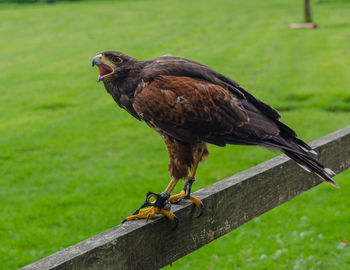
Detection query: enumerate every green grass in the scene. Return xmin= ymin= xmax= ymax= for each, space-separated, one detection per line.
xmin=0 ymin=0 xmax=349 ymax=269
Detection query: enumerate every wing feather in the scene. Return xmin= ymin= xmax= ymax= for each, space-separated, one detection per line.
xmin=141 ymin=56 xmax=281 ymax=121
xmin=133 ymin=75 xmax=249 ymax=143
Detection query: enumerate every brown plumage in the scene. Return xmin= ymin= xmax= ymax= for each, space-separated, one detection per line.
xmin=92 ymin=51 xmax=337 ymax=224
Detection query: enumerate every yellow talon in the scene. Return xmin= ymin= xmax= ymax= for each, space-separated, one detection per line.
xmin=168 ymin=190 xmax=186 ymax=202
xmin=124 ymin=206 xmax=160 ymax=222
xmin=123 ymin=206 xmax=177 ymax=223
xmin=160 ymin=209 xmax=176 ymax=221
xmin=122 ymin=191 xmax=179 ymax=229
xmin=169 ymin=190 xmax=203 ymax=208
xmin=168 ymin=189 xmax=204 ymax=217
xmin=189 ymin=195 xmax=202 ymax=208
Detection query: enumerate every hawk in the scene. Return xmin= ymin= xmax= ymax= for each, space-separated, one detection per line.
xmin=92 ymin=51 xmax=337 ymax=227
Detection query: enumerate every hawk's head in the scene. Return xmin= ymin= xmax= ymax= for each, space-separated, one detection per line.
xmin=92 ymin=51 xmax=136 ymax=82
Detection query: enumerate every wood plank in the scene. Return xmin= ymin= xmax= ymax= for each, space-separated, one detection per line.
xmin=20 ymin=126 xmax=350 ymax=270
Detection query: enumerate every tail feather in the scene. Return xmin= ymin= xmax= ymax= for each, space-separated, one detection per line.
xmin=271 ymin=124 xmax=338 ymax=186
xmin=221 ymin=127 xmax=338 ymax=188
xmin=250 ymin=134 xmax=339 ymax=188
xmin=261 ymin=136 xmax=327 ymax=169
xmin=283 ymin=149 xmax=339 ymax=188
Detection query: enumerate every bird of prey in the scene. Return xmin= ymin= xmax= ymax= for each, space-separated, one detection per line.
xmin=92 ymin=51 xmax=338 ymax=226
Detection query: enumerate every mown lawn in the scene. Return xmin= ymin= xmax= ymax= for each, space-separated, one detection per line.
xmin=0 ymin=0 xmax=349 ymax=269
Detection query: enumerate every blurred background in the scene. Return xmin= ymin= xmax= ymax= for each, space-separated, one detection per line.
xmin=0 ymin=0 xmax=349 ymax=269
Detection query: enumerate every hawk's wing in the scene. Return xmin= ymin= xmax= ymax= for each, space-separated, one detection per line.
xmin=133 ymin=75 xmax=280 ymax=146
xmin=140 ymin=56 xmax=282 ymax=123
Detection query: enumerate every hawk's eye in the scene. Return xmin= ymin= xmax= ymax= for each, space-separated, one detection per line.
xmin=113 ymin=56 xmax=122 ymax=63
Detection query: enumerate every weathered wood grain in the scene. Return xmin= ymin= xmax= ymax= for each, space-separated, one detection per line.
xmin=20 ymin=126 xmax=350 ymax=270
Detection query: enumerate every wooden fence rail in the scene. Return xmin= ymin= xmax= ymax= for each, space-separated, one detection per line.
xmin=21 ymin=126 xmax=350 ymax=270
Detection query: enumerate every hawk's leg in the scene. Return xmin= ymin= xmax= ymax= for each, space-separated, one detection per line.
xmin=169 ymin=177 xmax=204 ymax=217
xmin=121 ymin=179 xmax=180 ymax=228
xmin=168 ymin=163 xmax=205 ymax=217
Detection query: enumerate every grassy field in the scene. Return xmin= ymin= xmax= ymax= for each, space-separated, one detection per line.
xmin=1 ymin=0 xmax=350 ymax=269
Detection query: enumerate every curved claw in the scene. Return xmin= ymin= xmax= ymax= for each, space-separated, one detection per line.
xmin=197 ymin=203 xmax=205 ymax=218
xmin=172 ymin=216 xmax=179 ymax=231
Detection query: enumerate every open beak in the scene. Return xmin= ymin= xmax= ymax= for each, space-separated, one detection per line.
xmin=92 ymin=54 xmax=115 ymax=82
